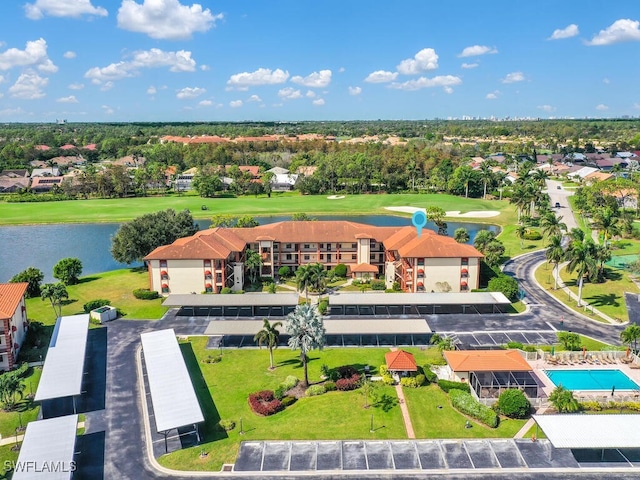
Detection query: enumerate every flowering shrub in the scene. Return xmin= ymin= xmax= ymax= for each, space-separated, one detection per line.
xmin=336 ymin=374 xmax=362 ymax=391
xmin=248 ymin=390 xmax=284 ymax=416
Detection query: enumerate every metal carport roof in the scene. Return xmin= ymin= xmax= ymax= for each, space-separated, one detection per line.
xmin=34 ymin=314 xmax=89 ymax=402
xmin=162 ymin=292 xmax=299 ymax=307
xmin=204 ymin=318 xmax=431 ymax=336
xmin=533 ymin=414 xmax=640 ymax=449
xmin=140 ymin=329 xmax=204 ymax=433
xmin=329 ymin=292 xmax=510 ymax=306
xmin=13 ymin=414 xmax=78 ymax=480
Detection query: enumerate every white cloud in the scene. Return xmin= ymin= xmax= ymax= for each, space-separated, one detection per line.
xmin=364 ymin=70 xmax=398 ymax=83
xmin=198 ymin=100 xmax=212 ymax=107
xmin=397 ymin=48 xmax=438 ymax=74
xmin=291 ymin=69 xmax=332 ymax=88
xmin=117 ymin=0 xmax=222 ymax=40
xmin=84 ymin=48 xmax=196 ymax=84
xmin=229 ymin=100 xmax=243 ymax=108
xmin=458 ymin=45 xmax=498 ymax=57
xmin=176 ymin=86 xmax=205 ymax=99
xmin=338 ymin=67 xmax=345 ymax=73
xmin=443 ymin=86 xmax=453 ymax=94
xmin=388 ymin=75 xmax=462 ymax=91
xmin=226 ymin=68 xmax=289 ymax=90
xmin=603 ymin=78 xmax=610 ymax=84
xmin=305 ymin=90 xmax=316 ymax=98
xmin=502 ymin=71 xmax=525 ymax=83
xmin=486 ymin=92 xmax=498 ymax=100
xmin=8 ymin=71 xmax=48 ymax=99
xmin=200 ymin=64 xmax=210 ymax=71
xmin=68 ymin=82 xmax=84 ymax=90
xmin=537 ymin=104 xmax=555 ymax=112
xmin=25 ymin=0 xmax=107 ymax=20
xmin=549 ymin=24 xmax=579 ymax=40
xmin=461 ymin=63 xmax=478 ymax=69
xmin=147 ymin=85 xmax=156 ymax=95
xmin=0 ymin=75 xmax=4 ymax=83
xmin=348 ymin=86 xmax=362 ymax=96
xmin=596 ymin=104 xmax=609 ymax=110
xmin=63 ymin=51 xmax=77 ymax=59
xmin=56 ymin=95 xmax=78 ymax=103
xmin=312 ymin=98 xmax=325 ymax=106
xmin=588 ymin=19 xmax=640 ymax=46
xmin=278 ymin=87 xmax=302 ymax=100
xmin=0 ymin=107 xmax=26 ymax=116
xmin=247 ymin=94 xmax=262 ymax=102
xmin=101 ymin=104 xmax=114 ymax=114
xmin=100 ymin=81 xmax=114 ymax=91
xmin=0 ymin=38 xmax=57 ymax=73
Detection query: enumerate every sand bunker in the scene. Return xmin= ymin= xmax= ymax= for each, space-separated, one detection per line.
xmin=384 ymin=206 xmax=500 ymax=218
xmin=327 ymin=195 xmax=346 ymax=200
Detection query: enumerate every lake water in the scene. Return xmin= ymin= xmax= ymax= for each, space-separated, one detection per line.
xmin=0 ymin=215 xmax=499 ymax=283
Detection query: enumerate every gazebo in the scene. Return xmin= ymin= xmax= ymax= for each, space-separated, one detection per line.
xmin=385 ymin=350 xmax=418 ymax=379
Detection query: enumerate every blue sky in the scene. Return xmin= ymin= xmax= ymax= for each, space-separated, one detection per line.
xmin=1 ymin=0 xmax=640 ymax=122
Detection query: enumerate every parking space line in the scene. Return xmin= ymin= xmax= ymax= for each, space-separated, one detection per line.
xmin=413 ymin=442 xmax=424 ymax=470
xmin=462 ymin=441 xmax=475 ymax=469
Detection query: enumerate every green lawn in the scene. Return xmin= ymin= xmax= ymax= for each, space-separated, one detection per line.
xmin=0 ymin=444 xmax=19 ymax=479
xmin=534 ymin=260 xmax=637 ymax=323
xmin=159 ymin=339 xmax=406 ymax=471
xmin=0 ymin=366 xmax=41 ymax=439
xmin=25 ymin=268 xmax=167 ymax=326
xmin=0 ymin=192 xmax=512 ymax=226
xmin=403 ymin=386 xmax=527 ymax=439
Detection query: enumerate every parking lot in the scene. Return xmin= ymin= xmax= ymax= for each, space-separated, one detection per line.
xmin=439 ymin=330 xmax=558 ymax=349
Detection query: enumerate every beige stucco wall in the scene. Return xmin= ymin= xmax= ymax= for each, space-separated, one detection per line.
xmin=151 ymin=259 xmax=211 ymax=295
xmin=357 ymin=239 xmax=370 ymax=265
xmin=419 ymin=257 xmax=479 ymax=293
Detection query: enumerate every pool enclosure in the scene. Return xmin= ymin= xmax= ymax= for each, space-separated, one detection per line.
xmin=470 ymin=370 xmax=539 ymax=399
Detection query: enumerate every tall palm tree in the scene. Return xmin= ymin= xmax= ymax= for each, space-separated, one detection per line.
xmin=307 ymin=262 xmax=328 ymax=295
xmin=286 ymin=303 xmax=326 ymax=387
xmin=565 ymin=239 xmax=597 ymax=307
xmin=254 ymin=319 xmax=283 ymax=369
xmin=549 ymin=385 xmax=580 ymax=413
xmin=545 ymin=235 xmax=564 ymax=290
xmin=620 ymin=323 xmax=640 ymax=353
xmin=593 ymin=242 xmax=612 ymax=282
xmin=540 ymin=212 xmax=567 ymax=239
xmin=244 ymin=249 xmax=262 ymax=284
xmin=515 ymin=224 xmax=527 ymax=249
xmin=296 ymin=264 xmax=313 ymax=301
xmin=591 ymin=207 xmax=620 ymax=245
xmin=479 ymin=162 xmax=494 ymax=200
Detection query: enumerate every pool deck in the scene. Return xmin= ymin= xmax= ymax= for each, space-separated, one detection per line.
xmin=530 ymin=353 xmax=640 ymax=402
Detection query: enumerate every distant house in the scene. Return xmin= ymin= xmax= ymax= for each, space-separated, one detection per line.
xmin=616 ymin=152 xmax=637 ymax=159
xmin=296 ymin=166 xmax=318 ymax=177
xmin=59 ymin=144 xmax=77 ymax=151
xmin=0 ymin=282 xmax=29 ymax=371
xmin=593 ymin=158 xmax=615 ymax=171
xmin=31 ymin=167 xmax=60 ymax=178
xmin=112 ymin=155 xmax=145 ymax=168
xmin=174 ymin=168 xmax=198 ymax=192
xmin=564 ymin=152 xmax=586 ymax=163
xmin=584 ymin=171 xmax=613 ymax=184
xmin=0 ymin=177 xmax=29 ymax=193
xmin=271 ymin=173 xmax=299 ymax=191
xmin=567 ymin=166 xmax=599 ymax=181
xmin=267 ymin=166 xmax=289 ymax=175
xmin=224 ymin=165 xmax=260 ymax=179
xmin=30 ymin=176 xmax=64 ymax=192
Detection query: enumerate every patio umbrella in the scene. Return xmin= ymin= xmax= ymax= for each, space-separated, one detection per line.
xmin=551 ymin=346 xmax=555 ymax=356
xmin=583 ymin=346 xmax=587 ymax=358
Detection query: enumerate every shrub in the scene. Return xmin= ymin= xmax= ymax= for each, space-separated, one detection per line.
xmin=218 ymin=419 xmax=235 ymax=431
xmin=268 ymin=283 xmax=276 ymax=294
xmin=580 ymin=400 xmax=603 ymax=411
xmin=203 ymin=354 xmax=222 ymax=364
xmin=506 ymin=341 xmax=524 ymax=350
xmin=336 ymin=374 xmax=362 ymax=391
xmin=449 ymin=389 xmax=499 ymax=428
xmin=496 ymin=389 xmax=531 ymax=419
xmin=220 ymin=287 xmax=232 ymax=294
xmin=282 ymin=376 xmax=299 ymax=390
xmin=400 ymin=376 xmax=423 ymax=388
xmin=337 ymin=365 xmax=358 ymax=378
xmin=260 ymin=277 xmax=274 ymax=284
xmin=324 ymin=381 xmax=336 ymax=391
xmin=278 ymin=266 xmax=291 ymax=278
xmin=487 ymin=274 xmax=519 ymax=302
xmin=415 ymin=374 xmax=426 ymax=386
xmin=133 ymin=288 xmax=160 ymax=300
xmin=381 ymin=374 xmax=395 ymax=385
xmin=392 ymin=281 xmax=402 ymax=291
xmin=334 ymin=263 xmax=348 ymax=278
xmin=424 ymin=367 xmax=438 ymax=384
xmin=379 ymin=365 xmax=388 ymax=376
xmin=281 ymin=396 xmax=297 ymax=407
xmin=274 ymin=385 xmax=287 ymax=400
xmin=305 ymin=384 xmax=326 ymax=396
xmin=438 ymin=379 xmax=471 ymax=393
xmin=248 ymin=390 xmax=284 ymax=416
xmin=318 ymin=299 xmax=328 ymax=315
xmin=523 ymin=229 xmax=543 ymax=240
xmin=83 ymin=299 xmax=111 ymax=313
xmin=371 ymin=279 xmax=386 ymax=290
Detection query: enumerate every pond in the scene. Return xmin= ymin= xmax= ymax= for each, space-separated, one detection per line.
xmin=0 ymin=215 xmax=499 ymax=283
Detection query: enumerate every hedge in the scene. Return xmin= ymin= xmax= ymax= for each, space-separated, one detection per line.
xmin=423 ymin=367 xmax=438 ymax=384
xmin=449 ymin=389 xmax=499 ymax=428
xmin=305 ymin=384 xmax=326 ymax=396
xmin=324 ymin=381 xmax=336 ymax=391
xmin=83 ymin=299 xmax=111 ymax=313
xmin=437 ymin=379 xmax=471 ymax=393
xmin=248 ymin=390 xmax=284 ymax=416
xmin=401 ymin=375 xmax=425 ymax=388
xmin=132 ymin=288 xmax=160 ymax=300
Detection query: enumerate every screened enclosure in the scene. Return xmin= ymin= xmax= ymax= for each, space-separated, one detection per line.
xmin=470 ymin=370 xmax=539 ymax=399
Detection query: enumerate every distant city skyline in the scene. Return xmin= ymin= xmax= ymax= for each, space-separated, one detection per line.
xmin=1 ymin=0 xmax=640 ymax=122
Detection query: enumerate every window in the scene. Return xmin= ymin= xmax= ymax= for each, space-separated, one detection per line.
xmin=352 ymin=243 xmax=357 ymax=249
xmin=304 ymin=255 xmax=310 ymax=261
xmin=304 ymin=244 xmax=310 ymax=249
xmin=461 ymin=257 xmax=469 ymax=265
xmin=371 ymin=242 xmax=376 ymax=248
xmin=352 ymin=254 xmax=357 ymax=260
xmin=320 ymin=254 xmax=324 ymax=260
xmin=286 ymin=244 xmax=292 ymax=249
xmin=160 ymin=260 xmax=167 ymax=268
xmin=204 ymin=260 xmax=211 ymax=267
xmin=320 ymin=243 xmax=325 ymax=249
xmin=286 ymin=254 xmax=292 ymax=260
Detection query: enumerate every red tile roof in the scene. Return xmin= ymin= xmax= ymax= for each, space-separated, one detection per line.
xmin=443 ymin=350 xmax=532 ymax=372
xmin=386 ymin=227 xmax=483 ymax=258
xmin=385 ymin=350 xmax=417 ymax=371
xmin=0 ymin=283 xmax=28 ymax=319
xmin=351 ymin=263 xmax=379 ymax=273
xmin=59 ymin=144 xmax=76 ymax=150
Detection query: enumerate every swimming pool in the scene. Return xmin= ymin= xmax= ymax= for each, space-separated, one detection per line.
xmin=545 ymin=369 xmax=640 ymax=391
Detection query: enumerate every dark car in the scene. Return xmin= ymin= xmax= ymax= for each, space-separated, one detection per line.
xmin=555 ymin=202 xmax=561 ymax=208
xmin=557 ymin=185 xmax=562 ymax=189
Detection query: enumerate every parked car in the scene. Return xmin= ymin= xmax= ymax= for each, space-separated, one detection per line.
xmin=557 ymin=185 xmax=562 ymax=189
xmin=555 ymin=202 xmax=561 ymax=208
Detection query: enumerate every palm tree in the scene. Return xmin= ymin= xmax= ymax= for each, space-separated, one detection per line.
xmin=254 ymin=319 xmax=283 ymax=369
xmin=591 ymin=207 xmax=620 ymax=245
xmin=479 ymin=162 xmax=494 ymax=200
xmin=429 ymin=333 xmax=454 ymax=351
xmin=545 ymin=235 xmax=564 ymax=290
xmin=453 ymin=228 xmax=470 ymax=244
xmin=593 ymin=242 xmax=612 ymax=282
xmin=307 ymin=262 xmax=328 ymax=295
xmin=549 ymin=385 xmax=580 ymax=413
xmin=620 ymin=323 xmax=640 ymax=353
xmin=565 ymin=239 xmax=597 ymax=307
xmin=40 ymin=282 xmax=68 ymax=318
xmin=286 ymin=303 xmax=326 ymax=387
xmin=540 ymin=212 xmax=567 ymax=239
xmin=296 ymin=264 xmax=313 ymax=301
xmin=244 ymin=249 xmax=262 ymax=285
xmin=515 ymin=224 xmax=527 ymax=249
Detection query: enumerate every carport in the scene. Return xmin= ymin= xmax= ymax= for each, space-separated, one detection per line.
xmin=13 ymin=414 xmax=78 ymax=480
xmin=533 ymin=414 xmax=640 ymax=462
xmin=164 ymin=293 xmax=299 ymax=317
xmin=34 ymin=314 xmax=89 ymax=419
xmin=328 ymin=292 xmax=510 ymax=316
xmin=140 ymin=329 xmax=204 ymax=453
xmin=204 ymin=318 xmax=432 ymax=347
